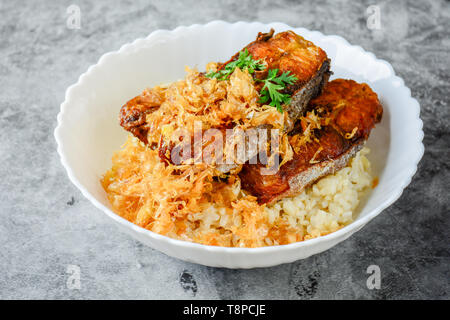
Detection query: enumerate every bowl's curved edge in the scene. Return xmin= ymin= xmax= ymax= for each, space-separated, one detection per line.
xmin=54 ymin=20 xmax=425 ymax=268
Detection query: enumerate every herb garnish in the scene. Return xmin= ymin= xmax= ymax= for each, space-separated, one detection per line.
xmin=206 ymin=49 xmax=298 ymax=112
xmin=257 ymin=69 xmax=297 ymax=113
xmin=206 ymin=48 xmax=266 ymax=81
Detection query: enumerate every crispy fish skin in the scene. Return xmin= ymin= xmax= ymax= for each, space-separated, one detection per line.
xmin=220 ymin=29 xmax=331 ymax=126
xmin=239 ymin=79 xmax=383 ymax=204
xmin=119 ymin=88 xmax=164 ymax=144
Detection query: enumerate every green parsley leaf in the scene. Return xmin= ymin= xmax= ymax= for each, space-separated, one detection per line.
xmin=205 ymin=48 xmax=266 ymax=81
xmin=206 ymin=50 xmax=297 ymax=113
xmin=257 ymin=69 xmax=298 ymax=113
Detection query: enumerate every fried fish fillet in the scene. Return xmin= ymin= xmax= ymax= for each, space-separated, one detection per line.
xmin=119 ymin=29 xmax=330 ymax=144
xmin=239 ymin=79 xmax=383 ymax=204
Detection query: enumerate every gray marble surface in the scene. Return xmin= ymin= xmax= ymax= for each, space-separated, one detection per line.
xmin=0 ymin=0 xmax=448 ymax=300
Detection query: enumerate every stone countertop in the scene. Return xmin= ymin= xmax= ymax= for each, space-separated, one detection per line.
xmin=0 ymin=0 xmax=448 ymax=299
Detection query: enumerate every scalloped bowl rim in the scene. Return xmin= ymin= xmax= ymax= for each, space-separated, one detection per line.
xmin=54 ymin=21 xmax=424 ymax=261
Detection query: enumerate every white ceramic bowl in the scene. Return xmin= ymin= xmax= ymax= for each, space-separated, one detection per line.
xmin=55 ymin=21 xmax=424 ymax=268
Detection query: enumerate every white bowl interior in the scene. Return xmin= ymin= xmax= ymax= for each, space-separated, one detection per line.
xmin=56 ymin=22 xmax=423 ymax=268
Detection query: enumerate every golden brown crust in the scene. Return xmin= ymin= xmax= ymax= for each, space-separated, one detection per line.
xmin=119 ymin=88 xmax=164 ymax=144
xmin=239 ymin=79 xmax=383 ymax=204
xmin=221 ymin=30 xmax=329 ymax=89
xmin=308 ymin=79 xmax=383 ymax=141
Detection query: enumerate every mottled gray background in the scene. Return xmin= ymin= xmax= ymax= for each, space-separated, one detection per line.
xmin=0 ymin=0 xmax=448 ymax=300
